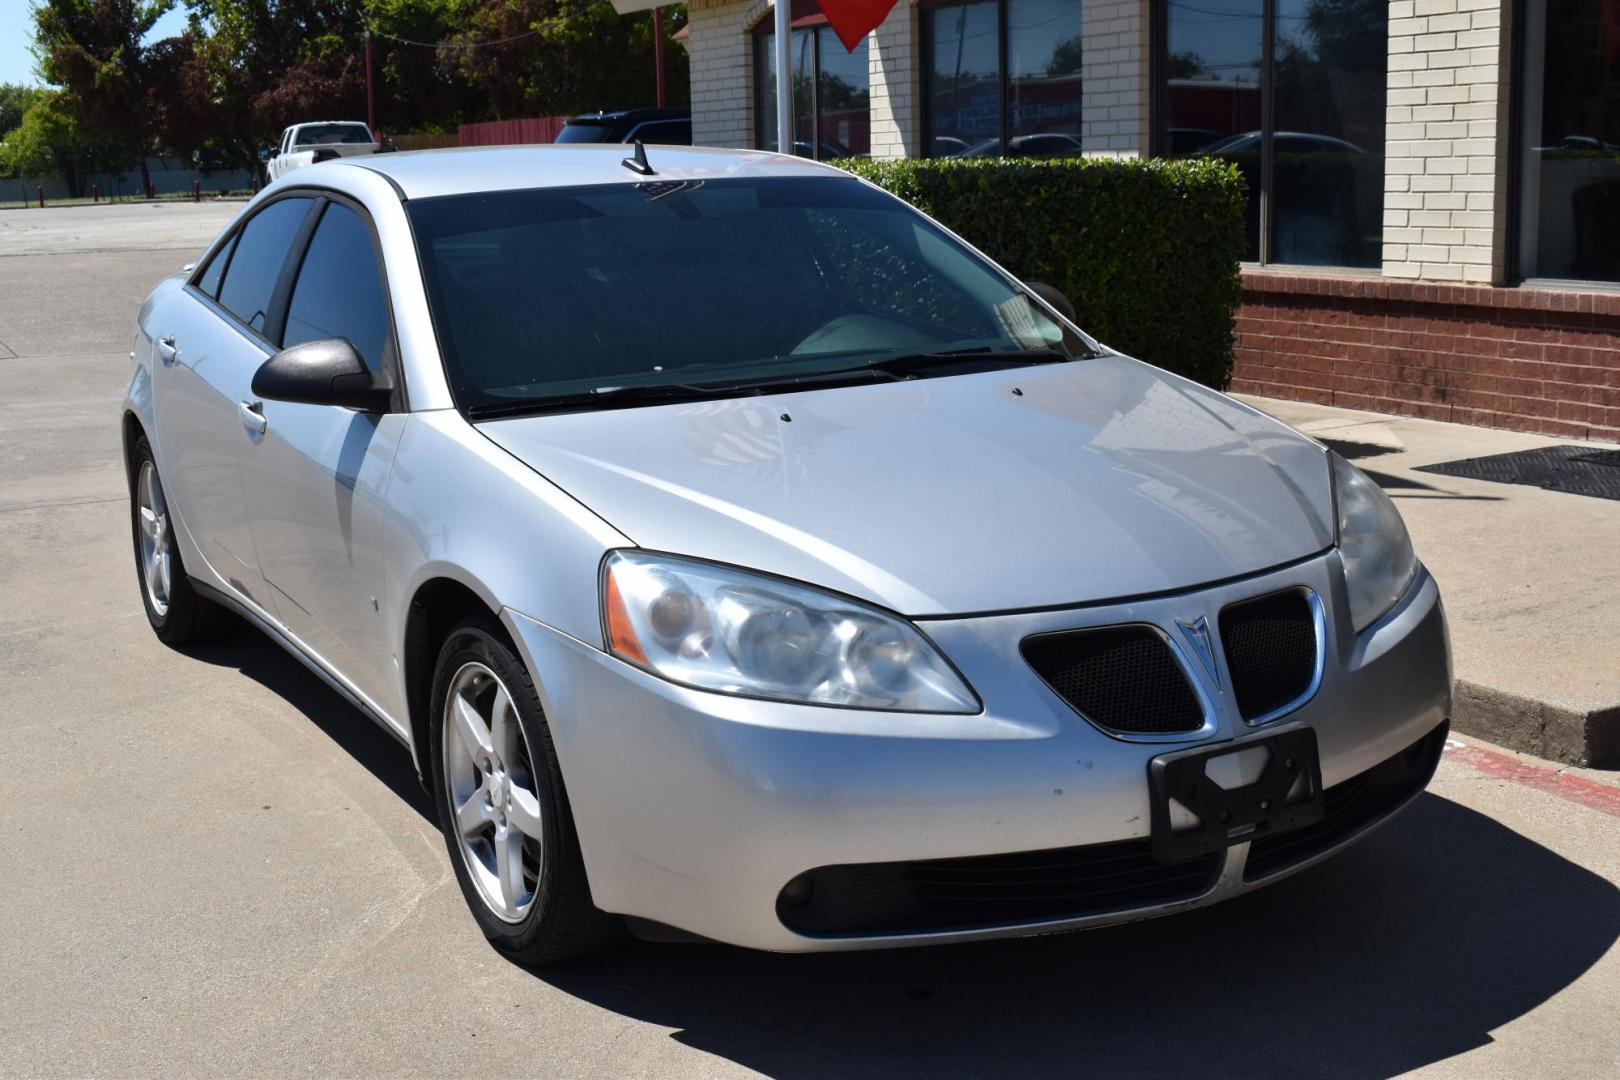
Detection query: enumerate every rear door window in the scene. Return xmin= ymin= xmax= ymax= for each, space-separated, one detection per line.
xmin=216 ymin=197 xmax=316 ymax=335
xmin=281 ymin=203 xmax=392 ymax=370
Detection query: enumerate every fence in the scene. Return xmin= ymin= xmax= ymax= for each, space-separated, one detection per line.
xmin=3 ymin=160 xmax=254 ymax=205
xmin=456 ymin=117 xmax=568 ymax=146
xmin=390 ymin=131 xmax=459 ymax=152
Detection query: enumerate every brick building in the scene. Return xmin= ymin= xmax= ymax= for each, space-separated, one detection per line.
xmin=614 ymin=0 xmax=1620 ymax=440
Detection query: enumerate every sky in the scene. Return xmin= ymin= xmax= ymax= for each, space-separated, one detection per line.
xmin=1 ymin=1 xmax=189 ymax=87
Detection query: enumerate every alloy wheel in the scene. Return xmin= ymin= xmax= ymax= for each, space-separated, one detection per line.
xmin=441 ymin=661 xmax=545 ymax=923
xmin=136 ymin=460 xmax=172 ymax=617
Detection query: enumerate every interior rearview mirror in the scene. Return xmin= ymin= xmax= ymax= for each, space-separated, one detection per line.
xmin=1025 ymin=281 xmax=1077 ymax=324
xmin=252 ymin=339 xmax=393 ymax=412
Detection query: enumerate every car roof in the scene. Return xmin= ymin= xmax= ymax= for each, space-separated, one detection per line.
xmin=338 ymin=144 xmax=847 ymax=200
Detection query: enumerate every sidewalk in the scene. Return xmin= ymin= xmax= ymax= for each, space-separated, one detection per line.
xmin=1238 ymin=395 xmax=1620 ymax=768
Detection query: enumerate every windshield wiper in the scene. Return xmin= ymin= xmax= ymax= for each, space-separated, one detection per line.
xmin=467 ymin=348 xmax=1080 ymax=420
xmin=845 ymin=346 xmax=1076 ymax=379
xmin=466 ymin=381 xmax=729 ymax=420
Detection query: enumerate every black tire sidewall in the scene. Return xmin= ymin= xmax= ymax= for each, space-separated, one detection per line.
xmin=428 ymin=620 xmax=569 ymax=953
xmin=128 ymin=436 xmax=174 ymax=634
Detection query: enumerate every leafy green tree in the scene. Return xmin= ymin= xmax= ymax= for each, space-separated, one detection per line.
xmin=0 ymin=89 xmax=128 ymax=194
xmin=0 ymin=84 xmax=47 ymax=139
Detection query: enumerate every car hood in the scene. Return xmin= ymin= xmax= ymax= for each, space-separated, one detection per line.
xmin=478 ymin=356 xmax=1335 ymax=616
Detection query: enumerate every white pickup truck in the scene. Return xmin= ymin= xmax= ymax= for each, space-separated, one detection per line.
xmin=265 ymin=122 xmax=379 ymax=181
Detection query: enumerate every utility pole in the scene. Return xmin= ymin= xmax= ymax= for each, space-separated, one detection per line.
xmin=775 ymin=0 xmax=791 ymax=154
xmin=653 ymin=9 xmax=666 ymax=108
xmin=364 ymin=29 xmax=377 ymax=132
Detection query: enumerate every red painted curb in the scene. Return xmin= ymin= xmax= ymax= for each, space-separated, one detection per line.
xmin=1442 ymin=739 xmax=1620 ymax=819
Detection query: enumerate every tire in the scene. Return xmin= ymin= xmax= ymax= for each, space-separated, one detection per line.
xmin=128 ymin=434 xmax=236 ymax=646
xmin=429 ymin=615 xmax=622 ymax=964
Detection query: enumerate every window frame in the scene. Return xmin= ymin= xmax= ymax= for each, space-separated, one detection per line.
xmin=183 ymin=188 xmax=408 ymax=411
xmin=921 ymin=0 xmax=1085 ymax=159
xmin=1509 ymin=0 xmax=1620 ymax=291
xmin=1152 ymin=0 xmax=1389 ymax=271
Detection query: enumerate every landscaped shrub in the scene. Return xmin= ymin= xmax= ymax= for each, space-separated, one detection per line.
xmin=836 ymin=156 xmax=1246 ymax=390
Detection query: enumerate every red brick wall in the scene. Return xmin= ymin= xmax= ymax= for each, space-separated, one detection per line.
xmin=1230 ymin=270 xmax=1620 ymax=442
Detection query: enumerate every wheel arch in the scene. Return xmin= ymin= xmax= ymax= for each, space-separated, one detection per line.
xmin=401 ymin=572 xmax=513 ymax=778
xmin=121 ymin=409 xmax=147 ymax=484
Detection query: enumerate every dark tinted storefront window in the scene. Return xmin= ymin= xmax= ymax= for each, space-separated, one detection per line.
xmin=755 ymin=24 xmax=871 ymax=159
xmin=1159 ymin=0 xmax=1386 ymax=268
xmin=1518 ymin=0 xmax=1620 ymax=282
xmin=926 ymin=0 xmax=1085 ymax=158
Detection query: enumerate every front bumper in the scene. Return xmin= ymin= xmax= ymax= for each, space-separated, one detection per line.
xmin=506 ymin=550 xmax=1452 ymax=952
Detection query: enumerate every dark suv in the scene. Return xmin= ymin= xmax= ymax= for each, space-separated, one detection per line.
xmin=556 ymin=108 xmax=692 ymax=146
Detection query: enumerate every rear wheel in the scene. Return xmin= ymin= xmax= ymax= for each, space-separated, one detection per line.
xmin=428 ymin=616 xmax=621 ymax=964
xmin=129 ymin=435 xmax=235 ymax=645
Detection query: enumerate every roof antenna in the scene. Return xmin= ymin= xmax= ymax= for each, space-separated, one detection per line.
xmin=621 ymin=140 xmax=655 ymax=176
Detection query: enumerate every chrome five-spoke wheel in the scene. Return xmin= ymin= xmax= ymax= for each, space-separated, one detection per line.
xmin=136 ymin=459 xmax=172 ymax=617
xmin=441 ymin=661 xmax=545 ymax=923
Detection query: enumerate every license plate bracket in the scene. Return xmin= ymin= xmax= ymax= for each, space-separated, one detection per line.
xmin=1147 ymin=722 xmax=1325 ymax=863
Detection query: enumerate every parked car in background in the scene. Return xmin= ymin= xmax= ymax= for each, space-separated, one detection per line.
xmin=265 ymin=122 xmax=379 ymax=181
xmin=124 ymin=145 xmax=1450 ymax=964
xmin=556 ymin=108 xmax=692 ymax=146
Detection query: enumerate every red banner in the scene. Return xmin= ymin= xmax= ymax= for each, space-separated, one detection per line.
xmin=816 ymin=0 xmax=900 ymax=52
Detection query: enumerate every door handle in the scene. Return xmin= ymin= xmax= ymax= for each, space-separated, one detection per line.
xmin=238 ymin=399 xmax=267 ymax=435
xmin=156 ymin=336 xmax=178 ymax=365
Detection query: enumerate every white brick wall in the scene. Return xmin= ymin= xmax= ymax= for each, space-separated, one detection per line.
xmin=868 ymin=5 xmax=920 ymax=159
xmin=1081 ymin=0 xmax=1150 ymax=156
xmin=686 ymin=0 xmax=766 ymax=149
xmin=1382 ymin=0 xmax=1509 ymax=282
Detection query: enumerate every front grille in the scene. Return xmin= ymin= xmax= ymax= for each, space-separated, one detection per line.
xmin=1022 ymin=626 xmax=1205 ymax=735
xmin=1243 ymin=722 xmax=1447 ymax=881
xmin=777 ymin=840 xmax=1223 ymax=937
xmin=1220 ymin=590 xmax=1318 ymax=721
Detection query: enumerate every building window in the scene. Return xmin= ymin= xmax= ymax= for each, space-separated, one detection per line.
xmin=1517 ymin=0 xmax=1620 ymax=283
xmin=923 ymin=0 xmax=1085 ymax=159
xmin=1158 ymin=0 xmax=1387 ymax=268
xmin=754 ymin=12 xmax=871 ymax=159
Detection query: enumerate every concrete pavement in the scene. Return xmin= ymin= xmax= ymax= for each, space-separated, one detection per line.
xmin=1239 ymin=396 xmax=1620 ymax=768
xmin=0 ymin=207 xmax=1616 ymax=1078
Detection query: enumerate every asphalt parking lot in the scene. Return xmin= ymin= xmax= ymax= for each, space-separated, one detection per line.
xmin=1 ymin=203 xmax=1618 ymax=1078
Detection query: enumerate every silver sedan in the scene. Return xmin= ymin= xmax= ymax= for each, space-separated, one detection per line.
xmin=123 ymin=146 xmax=1451 ymax=961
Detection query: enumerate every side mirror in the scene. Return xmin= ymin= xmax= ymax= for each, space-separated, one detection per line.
xmin=260 ymin=147 xmax=273 ymax=161
xmin=252 ymin=339 xmax=393 ymax=412
xmin=1025 ymin=281 xmax=1077 ymax=324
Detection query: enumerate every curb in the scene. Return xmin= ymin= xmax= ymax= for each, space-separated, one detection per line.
xmin=1452 ymin=679 xmax=1620 ymax=769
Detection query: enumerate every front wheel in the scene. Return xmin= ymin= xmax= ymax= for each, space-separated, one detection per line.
xmin=428 ymin=616 xmax=621 ymax=964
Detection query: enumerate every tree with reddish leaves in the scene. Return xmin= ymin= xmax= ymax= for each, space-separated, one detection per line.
xmin=33 ymin=0 xmax=173 ymax=192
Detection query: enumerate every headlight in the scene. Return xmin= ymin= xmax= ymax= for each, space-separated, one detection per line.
xmin=1332 ymin=453 xmax=1418 ymax=632
xmin=601 ymin=551 xmax=978 ymax=713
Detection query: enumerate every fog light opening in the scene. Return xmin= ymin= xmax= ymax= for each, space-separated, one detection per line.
xmin=779 ymin=874 xmax=815 ymax=908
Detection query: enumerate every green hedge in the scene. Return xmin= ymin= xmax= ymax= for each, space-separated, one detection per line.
xmin=835 ymin=156 xmax=1247 ymax=389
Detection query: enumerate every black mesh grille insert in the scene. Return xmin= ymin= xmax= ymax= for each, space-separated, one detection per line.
xmin=778 ymin=839 xmax=1223 ymax=937
xmin=1022 ymin=626 xmax=1205 ymax=735
xmin=1220 ymin=590 xmax=1318 ymax=721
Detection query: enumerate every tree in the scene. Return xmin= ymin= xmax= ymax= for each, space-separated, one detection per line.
xmin=0 ymin=89 xmax=128 ymax=194
xmin=444 ymin=0 xmax=688 ymax=120
xmin=33 ymin=0 xmax=175 ymax=191
xmin=0 ymin=84 xmax=47 ymax=139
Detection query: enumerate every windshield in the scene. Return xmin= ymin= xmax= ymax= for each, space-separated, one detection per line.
xmin=294 ymin=124 xmax=373 ymax=146
xmin=555 ymin=123 xmax=615 ymax=144
xmin=407 ymin=176 xmax=1092 ymax=410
